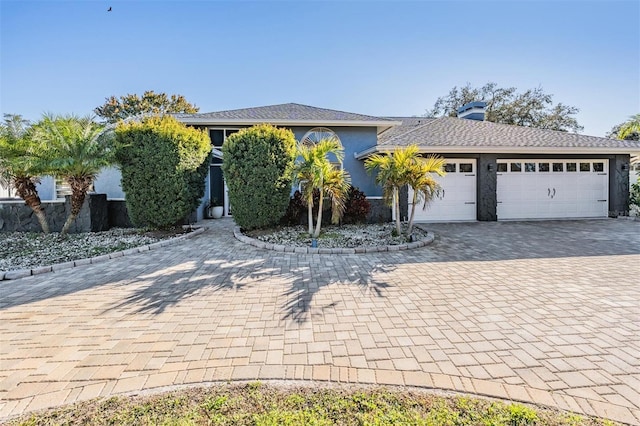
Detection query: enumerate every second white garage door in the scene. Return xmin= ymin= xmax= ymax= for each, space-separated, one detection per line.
xmin=497 ymin=159 xmax=609 ymax=220
xmin=409 ymin=159 xmax=477 ymax=222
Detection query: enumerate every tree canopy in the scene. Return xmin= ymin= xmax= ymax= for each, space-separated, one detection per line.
xmin=607 ymin=114 xmax=640 ymax=141
xmin=94 ymin=90 xmax=199 ymax=123
xmin=426 ymin=82 xmax=583 ymax=133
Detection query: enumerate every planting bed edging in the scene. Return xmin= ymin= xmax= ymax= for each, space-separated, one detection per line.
xmin=0 ymin=226 xmax=205 ymax=281
xmin=234 ymin=226 xmax=434 ymax=254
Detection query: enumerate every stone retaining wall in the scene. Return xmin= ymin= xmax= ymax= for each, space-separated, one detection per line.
xmin=0 ymin=194 xmax=109 ymax=233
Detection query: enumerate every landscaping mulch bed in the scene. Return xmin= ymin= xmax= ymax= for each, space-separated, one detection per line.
xmin=246 ymin=223 xmax=429 ymax=248
xmin=0 ymin=227 xmax=190 ymax=272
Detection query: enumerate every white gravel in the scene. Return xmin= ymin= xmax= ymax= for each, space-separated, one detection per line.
xmin=246 ymin=223 xmax=428 ymax=248
xmin=0 ymin=228 xmax=177 ymax=271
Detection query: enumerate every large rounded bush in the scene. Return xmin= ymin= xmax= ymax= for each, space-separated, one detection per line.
xmin=222 ymin=124 xmax=297 ymax=229
xmin=114 ymin=115 xmax=211 ymax=229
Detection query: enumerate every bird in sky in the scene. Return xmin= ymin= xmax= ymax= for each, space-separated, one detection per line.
xmin=107 ymin=6 xmax=112 ymax=12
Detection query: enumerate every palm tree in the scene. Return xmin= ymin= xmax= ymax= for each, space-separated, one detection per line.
xmin=313 ymin=162 xmax=351 ymax=237
xmin=293 ymin=139 xmax=351 ymax=238
xmin=365 ymin=145 xmax=445 ymax=237
xmin=365 ymin=146 xmax=416 ymax=236
xmin=405 ymin=155 xmax=446 ymax=235
xmin=0 ymin=114 xmax=51 ymax=233
xmin=619 ymin=113 xmax=640 ymax=140
xmin=32 ymin=115 xmax=113 ymax=235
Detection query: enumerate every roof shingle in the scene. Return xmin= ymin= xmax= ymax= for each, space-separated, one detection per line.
xmin=378 ymin=117 xmax=640 ymax=150
xmin=177 ymin=103 xmax=395 ymax=123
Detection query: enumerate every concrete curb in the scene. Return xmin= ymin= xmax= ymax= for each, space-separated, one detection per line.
xmin=233 ymin=226 xmax=435 ymax=254
xmin=1 ymin=226 xmax=206 ymax=281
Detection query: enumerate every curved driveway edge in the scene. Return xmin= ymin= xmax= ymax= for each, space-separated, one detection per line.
xmin=1 ymin=218 xmax=638 ymax=424
xmin=0 ymin=227 xmax=206 ymax=281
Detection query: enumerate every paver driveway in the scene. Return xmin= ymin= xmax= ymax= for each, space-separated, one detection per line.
xmin=1 ymin=219 xmax=639 ymax=424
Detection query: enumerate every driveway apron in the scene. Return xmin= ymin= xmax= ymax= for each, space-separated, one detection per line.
xmin=1 ymin=219 xmax=639 ymax=424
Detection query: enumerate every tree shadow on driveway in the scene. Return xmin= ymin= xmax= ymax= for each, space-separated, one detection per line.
xmin=99 ymin=238 xmax=396 ymax=323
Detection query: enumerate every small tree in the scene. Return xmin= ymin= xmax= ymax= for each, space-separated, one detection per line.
xmin=95 ymin=91 xmax=199 ymax=124
xmin=405 ymin=155 xmax=446 ymax=235
xmin=222 ymin=124 xmax=297 ymax=230
xmin=293 ymin=139 xmax=350 ymax=237
xmin=114 ymin=115 xmax=211 ymax=229
xmin=32 ymin=115 xmax=113 ymax=235
xmin=0 ymin=114 xmax=50 ymax=233
xmin=365 ymin=145 xmax=445 ymax=237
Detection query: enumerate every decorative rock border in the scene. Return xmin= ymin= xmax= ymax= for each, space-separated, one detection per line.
xmin=0 ymin=226 xmax=206 ymax=281
xmin=233 ymin=226 xmax=435 ymax=254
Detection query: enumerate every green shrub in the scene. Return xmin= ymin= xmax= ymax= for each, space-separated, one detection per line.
xmin=342 ymin=186 xmax=371 ymax=224
xmin=222 ymin=124 xmax=296 ymax=230
xmin=630 ymin=176 xmax=639 ymax=207
xmin=114 ymin=115 xmax=211 ymax=229
xmin=281 ymin=190 xmax=306 ymax=225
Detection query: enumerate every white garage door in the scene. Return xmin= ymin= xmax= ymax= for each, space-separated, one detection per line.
xmin=409 ymin=159 xmax=477 ymax=222
xmin=497 ymin=159 xmax=608 ymax=220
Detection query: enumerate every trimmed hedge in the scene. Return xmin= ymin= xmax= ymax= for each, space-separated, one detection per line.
xmin=114 ymin=115 xmax=211 ymax=229
xmin=222 ymin=124 xmax=297 ymax=230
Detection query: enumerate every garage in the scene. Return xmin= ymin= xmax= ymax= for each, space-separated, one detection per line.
xmin=409 ymin=159 xmax=477 ymax=222
xmin=497 ymin=159 xmax=609 ymax=220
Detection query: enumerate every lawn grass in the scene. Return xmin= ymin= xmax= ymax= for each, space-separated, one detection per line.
xmin=6 ymin=382 xmax=619 ymax=426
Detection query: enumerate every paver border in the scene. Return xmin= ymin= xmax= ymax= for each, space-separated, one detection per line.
xmin=2 ymin=375 xmax=635 ymax=425
xmin=233 ymin=225 xmax=435 ymax=254
xmin=0 ymin=226 xmax=206 ymax=281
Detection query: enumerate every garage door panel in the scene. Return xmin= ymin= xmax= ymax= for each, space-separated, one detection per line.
xmin=410 ymin=159 xmax=477 ymax=222
xmin=497 ymin=159 xmax=608 ymax=220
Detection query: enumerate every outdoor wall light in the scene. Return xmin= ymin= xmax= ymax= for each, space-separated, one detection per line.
xmin=487 ymin=164 xmax=495 ymax=172
xmin=621 ymin=163 xmax=629 ymax=171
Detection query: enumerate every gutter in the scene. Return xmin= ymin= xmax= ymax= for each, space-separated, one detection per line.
xmin=355 ymin=145 xmax=640 ymax=160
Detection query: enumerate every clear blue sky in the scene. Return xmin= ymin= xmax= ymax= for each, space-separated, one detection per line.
xmin=1 ymin=0 xmax=638 ymax=137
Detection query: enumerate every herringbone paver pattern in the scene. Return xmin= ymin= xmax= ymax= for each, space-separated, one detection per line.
xmin=1 ymin=219 xmax=639 ymax=424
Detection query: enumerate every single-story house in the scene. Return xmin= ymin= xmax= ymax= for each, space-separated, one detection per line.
xmin=176 ymin=102 xmax=640 ymax=222
xmin=3 ymin=102 xmax=639 ymax=224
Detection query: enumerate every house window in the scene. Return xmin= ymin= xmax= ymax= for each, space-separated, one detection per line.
xmin=566 ymin=162 xmax=577 ymax=172
xmin=55 ymin=177 xmax=72 ymax=199
xmin=525 ymin=162 xmax=536 ymax=172
xmin=459 ymin=163 xmax=473 ymax=173
xmin=510 ymin=162 xmax=522 ymax=172
xmin=497 ymin=163 xmax=507 ymax=173
xmin=538 ymin=162 xmax=550 ymax=172
xmin=444 ymin=163 xmax=456 ymax=173
xmin=300 ymin=127 xmax=341 ymax=148
xmin=553 ymin=163 xmax=564 ymax=172
xmin=580 ymin=162 xmax=591 ymax=172
xmin=593 ymin=162 xmax=604 ymax=172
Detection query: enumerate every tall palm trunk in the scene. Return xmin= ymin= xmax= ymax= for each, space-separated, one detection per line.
xmin=313 ymin=188 xmax=325 ymax=238
xmin=407 ymin=188 xmax=420 ymax=236
xmin=394 ymin=187 xmax=402 ymax=236
xmin=14 ymin=176 xmax=50 ymax=233
xmin=60 ymin=176 xmax=92 ymax=236
xmin=306 ymin=193 xmax=314 ymax=236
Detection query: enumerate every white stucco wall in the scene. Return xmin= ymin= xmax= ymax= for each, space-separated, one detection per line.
xmin=94 ymin=166 xmax=125 ymax=200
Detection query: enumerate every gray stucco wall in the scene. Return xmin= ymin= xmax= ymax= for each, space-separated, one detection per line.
xmin=478 ymin=154 xmax=498 ymax=221
xmin=609 ymin=154 xmax=631 ymax=216
xmin=290 ymin=126 xmax=381 ymax=197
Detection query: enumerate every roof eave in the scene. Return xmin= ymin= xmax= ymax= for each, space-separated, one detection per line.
xmin=176 ymin=117 xmax=401 ymax=133
xmin=355 ymin=145 xmax=640 ymax=160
